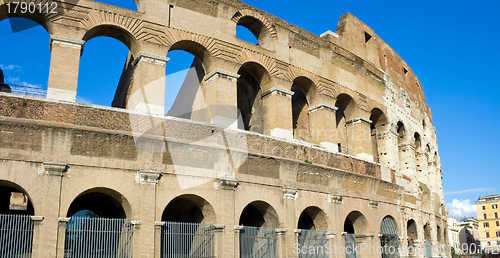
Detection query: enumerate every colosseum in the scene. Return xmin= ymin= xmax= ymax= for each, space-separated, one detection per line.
xmin=0 ymin=0 xmax=448 ymax=257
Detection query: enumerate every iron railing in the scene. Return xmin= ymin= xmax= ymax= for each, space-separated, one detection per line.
xmin=297 ymin=229 xmax=329 ymax=258
xmin=8 ymin=84 xmax=47 ymax=98
xmin=240 ymin=226 xmax=277 ymax=258
xmin=0 ymin=214 xmax=34 ymax=258
xmin=161 ymin=221 xmax=215 ymax=258
xmin=64 ymin=217 xmax=134 ymax=258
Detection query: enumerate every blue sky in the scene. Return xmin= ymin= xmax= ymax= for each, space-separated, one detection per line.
xmin=1 ymin=0 xmax=499 ymax=219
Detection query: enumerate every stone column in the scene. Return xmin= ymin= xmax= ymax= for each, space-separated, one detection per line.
xmin=47 ymin=36 xmax=84 ymax=102
xmin=234 ymin=226 xmax=244 ymax=258
xmin=355 ymin=234 xmax=375 ymax=258
xmin=203 ymin=69 xmax=240 ymax=129
xmin=283 ymin=187 xmax=297 ymax=258
xmin=399 ymin=143 xmax=416 ymax=180
xmin=428 ymin=161 xmax=437 ymax=194
xmin=346 ymin=117 xmax=373 ymax=162
xmin=134 ymin=170 xmax=161 ymax=257
xmin=127 ymin=53 xmax=169 ymax=116
xmin=276 ymin=228 xmax=288 ymax=258
xmin=326 ymin=231 xmax=337 ymax=258
xmin=415 ymin=152 xmax=429 ymax=186
xmin=260 ymin=87 xmax=294 ymax=140
xmin=294 ymin=229 xmax=302 ymax=258
xmin=377 ymin=129 xmax=399 ymax=170
xmin=30 ymin=216 xmax=44 ymax=258
xmin=56 ymin=217 xmax=70 ymax=258
xmin=308 ymin=103 xmax=338 ymax=151
xmin=154 ymin=221 xmax=165 ymax=258
xmin=213 ymin=224 xmax=226 ymax=258
xmin=39 ymin=163 xmax=66 ymax=258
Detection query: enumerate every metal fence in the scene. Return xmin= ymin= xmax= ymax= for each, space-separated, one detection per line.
xmin=297 ymin=229 xmax=329 ymax=258
xmin=64 ymin=217 xmax=134 ymax=258
xmin=240 ymin=226 xmax=277 ymax=258
xmin=161 ymin=221 xmax=215 ymax=258
xmin=9 ymin=84 xmax=47 ymax=98
xmin=0 ymin=214 xmax=34 ymax=257
xmin=344 ymin=233 xmax=357 ymax=258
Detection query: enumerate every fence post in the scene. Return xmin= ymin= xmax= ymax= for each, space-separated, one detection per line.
xmin=154 ymin=222 xmax=165 ymax=258
xmin=213 ymin=224 xmax=225 ymax=258
xmin=277 ymin=228 xmax=288 ymax=258
xmin=56 ymin=217 xmax=70 ymax=258
xmin=234 ymin=226 xmax=244 ymax=258
xmin=30 ymin=216 xmax=44 ymax=258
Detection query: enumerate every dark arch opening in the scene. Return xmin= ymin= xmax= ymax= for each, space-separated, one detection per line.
xmin=344 ymin=211 xmax=367 ymax=234
xmin=239 ymin=201 xmax=278 ymax=228
xmin=414 ymin=132 xmax=422 ymax=152
xmin=407 ymin=219 xmax=418 ymax=247
xmin=424 ymin=223 xmax=432 ymax=241
xmin=0 ymin=182 xmax=34 ymax=215
xmin=237 ymin=62 xmax=270 ymax=134
xmin=162 ymin=195 xmax=215 ymax=224
xmin=344 ymin=219 xmax=355 ymax=234
xmin=335 ymin=94 xmax=355 ymax=153
xmin=67 ymin=191 xmax=127 ymax=219
xmin=292 ymin=77 xmax=313 ymax=141
xmin=297 ymin=206 xmax=327 ymax=231
xmin=380 ymin=216 xmax=399 ymax=258
xmin=0 ymin=17 xmax=50 ymax=98
xmin=370 ymin=108 xmax=387 ymax=162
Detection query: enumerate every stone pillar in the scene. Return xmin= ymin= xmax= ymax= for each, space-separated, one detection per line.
xmin=127 ymin=53 xmax=168 ymax=116
xmin=203 ymin=69 xmax=240 ymax=129
xmin=415 ymin=152 xmax=429 ymax=186
xmin=428 ymin=161 xmax=437 ymax=194
xmin=356 ymin=234 xmax=375 ymax=258
xmin=326 ymin=231 xmax=337 ymax=258
xmin=47 ymin=36 xmax=84 ymax=102
xmin=56 ymin=217 xmax=70 ymax=258
xmin=39 ymin=163 xmax=66 ymax=258
xmin=377 ymin=129 xmax=399 ymax=170
xmin=134 ymin=170 xmax=161 ymax=257
xmin=346 ymin=117 xmax=373 ymax=162
xmin=213 ymin=224 xmax=226 ymax=258
xmin=308 ymin=103 xmax=338 ymax=151
xmin=234 ymin=226 xmax=243 ymax=258
xmin=261 ymin=87 xmax=294 ymax=140
xmin=283 ymin=187 xmax=297 ymax=258
xmin=154 ymin=221 xmax=165 ymax=258
xmin=276 ymin=228 xmax=288 ymax=258
xmin=30 ymin=216 xmax=44 ymax=258
xmin=399 ymin=143 xmax=416 ymax=180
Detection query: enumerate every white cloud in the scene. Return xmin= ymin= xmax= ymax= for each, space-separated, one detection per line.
xmin=0 ymin=64 xmax=22 ymax=71
xmin=447 ymin=199 xmax=477 ymax=219
xmin=76 ymin=96 xmax=93 ymax=104
xmin=444 ymin=188 xmax=496 ymax=196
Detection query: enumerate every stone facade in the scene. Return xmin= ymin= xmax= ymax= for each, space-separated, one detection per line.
xmin=0 ymin=0 xmax=448 ymax=257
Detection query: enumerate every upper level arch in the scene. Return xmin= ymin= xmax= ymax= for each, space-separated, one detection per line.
xmin=297 ymin=206 xmax=328 ymax=231
xmin=167 ymin=40 xmax=213 ymax=71
xmin=82 ymin=24 xmax=140 ymax=55
xmin=0 ymin=4 xmax=52 ymax=34
xmin=66 ymin=187 xmax=132 ymax=219
xmin=231 ymin=9 xmax=277 ymax=50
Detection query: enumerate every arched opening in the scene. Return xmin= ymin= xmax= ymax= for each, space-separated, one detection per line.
xmin=292 ymin=77 xmax=314 ymax=141
xmin=335 ymin=94 xmax=356 ymax=153
xmin=92 ymin=0 xmax=139 ymax=11
xmin=0 ymin=181 xmax=35 ymax=256
xmin=234 ymin=15 xmax=272 ymax=49
xmin=64 ymin=188 xmax=133 ymax=257
xmin=370 ymin=108 xmax=388 ymax=162
xmin=0 ymin=17 xmax=50 ymax=98
xmin=160 ymin=195 xmax=216 ymax=257
xmin=407 ymin=219 xmax=418 ymax=249
xmin=165 ymin=41 xmax=208 ymax=122
xmin=237 ymin=62 xmax=270 ymax=134
xmin=380 ymin=216 xmax=399 ymax=258
xmin=297 ymin=207 xmax=329 ymax=257
xmin=239 ymin=201 xmax=279 ymax=258
xmin=423 ymin=223 xmax=432 ymax=257
xmin=414 ymin=133 xmax=422 ymax=153
xmin=77 ymin=26 xmax=135 ymax=107
xmin=343 ymin=211 xmax=367 ymax=258
xmin=397 ymin=121 xmax=407 ymax=169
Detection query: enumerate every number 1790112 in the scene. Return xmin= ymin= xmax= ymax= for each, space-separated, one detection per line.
xmin=6 ymin=1 xmax=58 ymax=14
